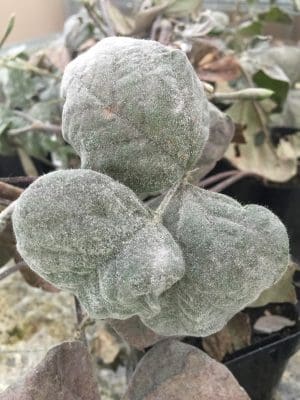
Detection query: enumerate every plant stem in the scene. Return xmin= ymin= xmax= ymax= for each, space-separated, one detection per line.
xmin=211 ymin=88 xmax=273 ymax=101
xmin=0 ymin=262 xmax=27 ymax=281
xmin=199 ymin=170 xmax=238 ymax=188
xmin=0 ymin=181 xmax=23 ymax=201
xmin=10 ymin=111 xmax=62 ymax=136
xmin=153 ymin=180 xmax=181 ymax=222
xmin=98 ymin=0 xmax=116 ymax=36
xmin=9 ymin=123 xmax=61 ymax=136
xmin=209 ymin=171 xmax=259 ymax=193
xmin=74 ymin=296 xmax=88 ymax=345
xmin=0 ymin=198 xmax=11 ymax=207
xmin=83 ymin=0 xmax=108 ymax=36
xmin=0 ymin=200 xmax=16 ymax=231
xmin=0 ymin=176 xmax=37 ymax=185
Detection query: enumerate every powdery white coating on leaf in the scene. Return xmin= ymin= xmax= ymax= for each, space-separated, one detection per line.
xmin=142 ymin=184 xmax=289 ymax=336
xmin=61 ymin=37 xmax=209 ymax=193
xmin=12 ymin=170 xmax=185 ymax=320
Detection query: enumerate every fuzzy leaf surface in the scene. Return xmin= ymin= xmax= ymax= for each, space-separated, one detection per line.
xmin=143 ymin=184 xmax=289 ymax=336
xmin=12 ymin=169 xmax=185 ymax=320
xmin=61 ymin=37 xmax=209 ymax=194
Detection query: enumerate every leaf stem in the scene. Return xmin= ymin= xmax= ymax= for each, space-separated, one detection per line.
xmin=153 ymin=180 xmax=181 ymax=223
xmin=0 ymin=176 xmax=37 ymax=185
xmin=199 ymin=170 xmax=238 ymax=188
xmin=74 ymin=296 xmax=88 ymax=345
xmin=209 ymin=171 xmax=260 ymax=193
xmin=10 ymin=111 xmax=62 ymax=136
xmin=0 ymin=262 xmax=27 ymax=281
xmin=0 ymin=181 xmax=23 ymax=201
xmin=98 ymin=0 xmax=116 ymax=36
xmin=0 ymin=200 xmax=16 ymax=231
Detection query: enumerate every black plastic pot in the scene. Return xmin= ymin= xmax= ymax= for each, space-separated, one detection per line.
xmin=225 ymin=327 xmax=300 ymax=400
xmin=0 ymin=155 xmax=52 ymax=181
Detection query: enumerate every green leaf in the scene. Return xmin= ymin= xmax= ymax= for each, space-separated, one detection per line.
xmin=238 ymin=20 xmax=262 ymax=37
xmin=0 ymin=67 xmax=36 ymax=109
xmin=0 ymin=107 xmax=23 ymax=155
xmin=0 ymin=14 xmax=15 ymax=49
xmin=154 ymin=0 xmax=202 ymax=17
xmin=258 ymin=6 xmax=292 ymax=24
xmin=253 ymin=65 xmax=290 ymax=107
xmin=250 ymin=264 xmax=297 ymax=307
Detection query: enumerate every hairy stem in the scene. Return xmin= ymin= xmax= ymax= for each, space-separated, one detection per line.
xmin=153 ymin=180 xmax=181 ymax=222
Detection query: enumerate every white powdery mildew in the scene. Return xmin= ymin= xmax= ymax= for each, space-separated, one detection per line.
xmin=61 ymin=37 xmax=209 ymax=194
xmin=12 ymin=170 xmax=185 ymax=320
xmin=142 ymin=184 xmax=289 ymax=336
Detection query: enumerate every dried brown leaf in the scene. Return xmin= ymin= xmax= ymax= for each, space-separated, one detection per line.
xmin=14 ymin=253 xmax=59 ymax=292
xmin=202 ymin=313 xmax=251 ymax=362
xmin=0 ymin=341 xmax=101 ymax=400
xmin=90 ymin=325 xmax=122 ymax=364
xmin=254 ymin=315 xmax=296 ymax=334
xmin=123 ymin=339 xmax=250 ymax=400
xmin=20 ymin=266 xmax=60 ymax=292
xmin=232 ymin=123 xmax=247 ymax=144
xmin=197 ymin=55 xmax=241 ymax=82
xmin=0 ymin=203 xmax=16 ymax=267
xmin=109 ymin=316 xmax=166 ymax=350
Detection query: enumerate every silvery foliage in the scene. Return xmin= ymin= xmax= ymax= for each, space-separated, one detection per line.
xmin=143 ymin=184 xmax=289 ymax=336
xmin=12 ymin=170 xmax=185 ymax=320
xmin=61 ymin=37 xmax=209 ymax=194
xmin=12 ymin=38 xmax=289 ymax=337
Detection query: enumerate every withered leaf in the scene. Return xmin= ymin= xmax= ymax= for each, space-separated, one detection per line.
xmin=20 ymin=265 xmax=60 ymax=292
xmin=197 ymin=55 xmax=241 ymax=82
xmin=109 ymin=316 xmax=166 ymax=351
xmin=0 ymin=203 xmax=16 ymax=267
xmin=225 ymin=100 xmax=297 ymax=182
xmin=15 ymin=253 xmax=59 ymax=292
xmin=202 ymin=313 xmax=251 ymax=362
xmin=123 ymin=339 xmax=250 ymax=400
xmin=232 ymin=123 xmax=247 ymax=144
xmin=254 ymin=315 xmax=296 ymax=334
xmin=0 ymin=341 xmax=101 ymax=400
